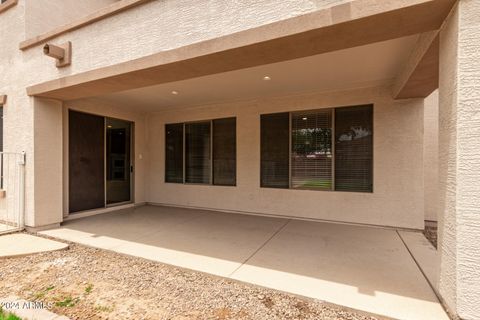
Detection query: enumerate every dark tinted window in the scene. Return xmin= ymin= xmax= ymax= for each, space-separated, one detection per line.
xmin=213 ymin=118 xmax=236 ymax=186
xmin=335 ymin=105 xmax=373 ymax=192
xmin=185 ymin=122 xmax=211 ymax=184
xmin=165 ymin=123 xmax=184 ymax=183
xmin=260 ymin=113 xmax=289 ymax=188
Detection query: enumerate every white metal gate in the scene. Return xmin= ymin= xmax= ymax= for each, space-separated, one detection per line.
xmin=0 ymin=152 xmax=25 ymax=234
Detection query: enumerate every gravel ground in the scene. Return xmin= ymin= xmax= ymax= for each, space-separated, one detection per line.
xmin=0 ymin=234 xmax=381 ymax=320
xmin=423 ymin=225 xmax=437 ymax=249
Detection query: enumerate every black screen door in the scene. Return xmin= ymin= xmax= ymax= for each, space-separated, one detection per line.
xmin=69 ymin=111 xmax=105 ymax=213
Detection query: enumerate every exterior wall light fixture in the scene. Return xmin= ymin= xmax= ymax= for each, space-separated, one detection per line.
xmin=43 ymin=41 xmax=72 ymax=68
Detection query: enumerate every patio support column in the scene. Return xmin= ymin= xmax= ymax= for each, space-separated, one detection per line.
xmin=438 ymin=1 xmax=480 ymax=319
xmin=30 ymin=97 xmax=63 ymax=229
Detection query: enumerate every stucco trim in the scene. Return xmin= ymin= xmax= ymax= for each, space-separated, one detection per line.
xmin=26 ymin=0 xmax=456 ymax=101
xmin=19 ymin=0 xmax=152 ymax=50
xmin=0 ymin=0 xmax=17 ymax=14
xmin=392 ymin=31 xmax=440 ymax=99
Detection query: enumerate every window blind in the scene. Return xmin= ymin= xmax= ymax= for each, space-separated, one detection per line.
xmin=213 ymin=118 xmax=236 ymax=186
xmin=261 ymin=113 xmax=289 ymax=188
xmin=291 ymin=110 xmax=332 ymax=190
xmin=165 ymin=123 xmax=184 ymax=183
xmin=185 ymin=122 xmax=211 ymax=184
xmin=334 ymin=105 xmax=373 ymax=192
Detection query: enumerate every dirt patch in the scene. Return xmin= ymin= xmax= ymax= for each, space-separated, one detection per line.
xmin=0 ymin=236 xmax=379 ymax=320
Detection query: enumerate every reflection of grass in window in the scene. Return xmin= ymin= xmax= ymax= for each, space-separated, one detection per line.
xmin=300 ymin=179 xmax=332 ymax=189
xmin=335 ymin=183 xmax=371 ymax=192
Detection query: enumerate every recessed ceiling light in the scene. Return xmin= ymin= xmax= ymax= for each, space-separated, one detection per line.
xmin=107 ymin=125 xmax=112 ymax=128
xmin=171 ymin=90 xmax=179 ymax=95
xmin=263 ymin=76 xmax=271 ymax=81
xmin=302 ymin=117 xmax=308 ymax=121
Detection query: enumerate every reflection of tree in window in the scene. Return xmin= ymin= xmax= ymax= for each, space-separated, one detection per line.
xmin=338 ymin=126 xmax=371 ymax=141
xmin=292 ymin=128 xmax=332 ymax=156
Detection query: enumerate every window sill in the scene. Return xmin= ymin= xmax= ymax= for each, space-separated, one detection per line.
xmin=260 ymin=185 xmax=373 ymax=194
xmin=0 ymin=0 xmax=17 ymax=14
xmin=165 ymin=181 xmax=237 ymax=187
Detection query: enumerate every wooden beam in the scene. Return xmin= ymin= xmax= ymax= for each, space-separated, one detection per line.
xmin=392 ymin=31 xmax=439 ymax=99
xmin=0 ymin=95 xmax=6 ymax=106
xmin=27 ymin=0 xmax=456 ymax=100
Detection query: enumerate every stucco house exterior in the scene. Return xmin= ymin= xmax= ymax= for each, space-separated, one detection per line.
xmin=0 ymin=0 xmax=479 ymax=319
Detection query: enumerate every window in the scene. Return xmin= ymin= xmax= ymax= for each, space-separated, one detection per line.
xmin=261 ymin=105 xmax=373 ymax=192
xmin=213 ymin=118 xmax=236 ymax=186
xmin=165 ymin=124 xmax=184 ymax=183
xmin=260 ymin=113 xmax=289 ymax=188
xmin=185 ymin=122 xmax=211 ymax=184
xmin=334 ymin=106 xmax=373 ymax=192
xmin=291 ymin=109 xmax=332 ymax=190
xmin=165 ymin=118 xmax=236 ymax=186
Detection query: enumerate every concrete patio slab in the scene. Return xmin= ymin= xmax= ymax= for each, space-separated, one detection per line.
xmin=39 ymin=205 xmax=448 ymax=320
xmin=42 ymin=206 xmax=287 ymax=276
xmin=0 ymin=233 xmax=68 ymax=258
xmin=398 ymin=230 xmax=440 ymax=292
xmin=231 ymin=220 xmax=448 ymax=320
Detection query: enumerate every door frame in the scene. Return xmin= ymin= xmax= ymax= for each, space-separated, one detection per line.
xmin=64 ymin=108 xmax=135 ymax=216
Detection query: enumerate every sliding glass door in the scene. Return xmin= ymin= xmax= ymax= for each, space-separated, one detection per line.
xmin=69 ymin=110 xmax=133 ymax=213
xmin=106 ymin=118 xmax=132 ymax=205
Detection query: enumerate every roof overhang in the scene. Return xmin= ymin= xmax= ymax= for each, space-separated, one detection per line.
xmin=392 ymin=31 xmax=440 ymax=99
xmin=27 ymin=0 xmax=457 ymax=101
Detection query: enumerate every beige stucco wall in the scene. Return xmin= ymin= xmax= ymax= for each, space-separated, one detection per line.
xmin=1 ymin=0 xmax=357 ymax=228
xmin=62 ymin=98 xmax=148 ymax=216
xmin=24 ymin=0 xmax=118 ymax=39
xmin=146 ymin=86 xmax=425 ymax=229
xmin=0 ymin=1 xmax=35 ymax=226
xmin=438 ymin=1 xmax=480 ymax=319
xmin=33 ymin=98 xmax=63 ymax=227
xmin=19 ymin=0 xmax=355 ymax=87
xmin=423 ymin=90 xmax=439 ymax=222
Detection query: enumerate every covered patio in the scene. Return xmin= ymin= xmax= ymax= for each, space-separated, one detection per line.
xmin=41 ymin=205 xmax=446 ymax=320
xmin=21 ymin=0 xmax=480 ymax=318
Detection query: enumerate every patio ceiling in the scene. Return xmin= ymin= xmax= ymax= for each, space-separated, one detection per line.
xmin=93 ymin=35 xmax=419 ymax=112
xmin=27 ymin=0 xmax=456 ymax=101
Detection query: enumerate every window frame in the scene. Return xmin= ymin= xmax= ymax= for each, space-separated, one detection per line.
xmin=165 ymin=117 xmax=237 ymax=187
xmin=260 ymin=104 xmax=374 ymax=193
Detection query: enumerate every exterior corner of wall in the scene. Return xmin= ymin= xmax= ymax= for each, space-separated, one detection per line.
xmin=32 ymin=97 xmax=64 ymax=227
